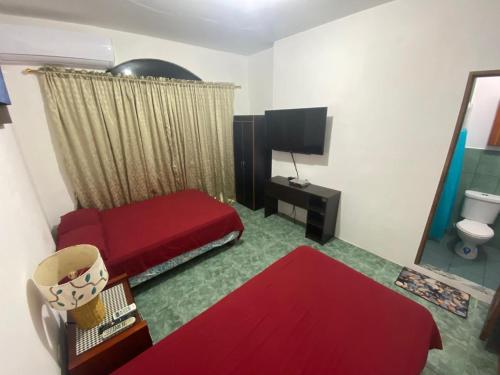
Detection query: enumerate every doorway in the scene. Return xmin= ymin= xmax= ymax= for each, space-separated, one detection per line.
xmin=415 ymin=70 xmax=500 ymax=290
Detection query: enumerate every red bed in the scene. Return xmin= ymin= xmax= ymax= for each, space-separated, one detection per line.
xmin=57 ymin=190 xmax=244 ymax=278
xmin=113 ymin=246 xmax=442 ymax=375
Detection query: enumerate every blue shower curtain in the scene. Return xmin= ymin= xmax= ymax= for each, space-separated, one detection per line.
xmin=0 ymin=67 xmax=11 ymax=105
xmin=429 ymin=128 xmax=467 ymax=240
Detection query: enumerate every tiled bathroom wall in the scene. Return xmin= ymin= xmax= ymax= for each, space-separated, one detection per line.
xmin=451 ymin=148 xmax=500 ymax=247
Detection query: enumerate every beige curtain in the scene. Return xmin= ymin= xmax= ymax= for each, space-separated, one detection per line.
xmin=39 ymin=68 xmax=236 ymax=209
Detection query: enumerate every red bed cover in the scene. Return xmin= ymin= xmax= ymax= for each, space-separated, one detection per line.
xmin=114 ymin=246 xmax=442 ymax=375
xmin=101 ymin=190 xmax=244 ymax=277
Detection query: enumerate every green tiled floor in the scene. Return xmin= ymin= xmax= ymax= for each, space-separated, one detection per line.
xmin=134 ymin=203 xmax=498 ymax=374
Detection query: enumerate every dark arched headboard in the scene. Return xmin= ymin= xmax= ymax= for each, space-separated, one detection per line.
xmin=107 ymin=59 xmax=202 ymax=80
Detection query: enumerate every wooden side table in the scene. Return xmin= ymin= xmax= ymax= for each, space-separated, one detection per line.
xmin=66 ymin=274 xmax=152 ymax=375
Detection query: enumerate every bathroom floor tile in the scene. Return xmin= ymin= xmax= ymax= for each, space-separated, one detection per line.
xmin=421 ymin=235 xmax=500 ymax=292
xmin=484 ymin=261 xmax=500 ymax=290
xmin=420 ymin=257 xmax=450 ymax=270
xmin=483 ymin=275 xmax=500 ymax=291
xmin=483 ymin=246 xmax=500 ymax=262
xmin=449 ymin=254 xmax=487 ymax=285
xmin=443 ymin=233 xmax=460 ymax=252
xmin=450 ymin=250 xmax=488 ymax=267
xmin=447 ymin=266 xmax=484 ymax=286
xmin=421 ymin=240 xmax=454 ymax=271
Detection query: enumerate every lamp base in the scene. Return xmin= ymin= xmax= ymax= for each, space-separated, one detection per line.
xmin=70 ymin=294 xmax=106 ymax=329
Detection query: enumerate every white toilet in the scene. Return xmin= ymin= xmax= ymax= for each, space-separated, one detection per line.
xmin=455 ymin=190 xmax=500 ymax=260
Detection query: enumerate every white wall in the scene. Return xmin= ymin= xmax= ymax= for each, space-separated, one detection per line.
xmin=248 ymin=48 xmax=274 ymax=114
xmin=464 ymin=76 xmax=500 ymax=151
xmin=0 ymin=13 xmax=250 ymax=227
xmin=0 ymin=124 xmax=61 ymax=373
xmin=2 ymin=65 xmax=76 ymax=227
xmin=272 ymin=0 xmax=500 ymax=266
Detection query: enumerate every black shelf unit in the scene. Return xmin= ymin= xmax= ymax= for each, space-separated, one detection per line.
xmin=233 ymin=115 xmax=271 ymax=210
xmin=264 ymin=176 xmax=341 ymax=245
xmin=306 ymin=210 xmax=325 ymax=228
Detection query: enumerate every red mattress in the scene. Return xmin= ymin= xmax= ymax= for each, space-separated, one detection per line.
xmin=114 ymin=246 xmax=442 ymax=375
xmin=57 ymin=190 xmax=244 ymax=278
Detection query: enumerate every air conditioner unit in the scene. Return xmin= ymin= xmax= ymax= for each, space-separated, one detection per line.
xmin=0 ymin=24 xmax=115 ymax=69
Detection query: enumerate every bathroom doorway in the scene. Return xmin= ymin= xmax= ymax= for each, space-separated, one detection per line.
xmin=415 ymin=70 xmax=500 ymax=291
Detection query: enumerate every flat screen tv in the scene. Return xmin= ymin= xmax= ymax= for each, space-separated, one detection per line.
xmin=265 ymin=107 xmax=327 ymax=155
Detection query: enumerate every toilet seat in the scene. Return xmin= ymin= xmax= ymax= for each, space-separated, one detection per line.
xmin=456 ymin=219 xmax=494 ymax=239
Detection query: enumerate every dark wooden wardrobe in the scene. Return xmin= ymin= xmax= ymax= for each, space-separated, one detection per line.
xmin=233 ymin=115 xmax=271 ymax=210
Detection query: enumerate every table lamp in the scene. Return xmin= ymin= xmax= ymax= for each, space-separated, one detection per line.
xmin=33 ymin=244 xmax=109 ymax=329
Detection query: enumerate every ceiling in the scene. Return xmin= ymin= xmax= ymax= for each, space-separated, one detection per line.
xmin=0 ymin=0 xmax=394 ymax=55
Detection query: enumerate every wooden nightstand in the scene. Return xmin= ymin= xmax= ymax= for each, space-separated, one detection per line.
xmin=66 ymin=274 xmax=152 ymax=375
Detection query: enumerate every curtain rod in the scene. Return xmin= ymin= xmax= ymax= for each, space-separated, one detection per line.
xmin=22 ymin=67 xmax=242 ymax=89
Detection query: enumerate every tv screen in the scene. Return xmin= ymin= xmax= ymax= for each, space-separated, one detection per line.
xmin=265 ymin=107 xmax=327 ymax=155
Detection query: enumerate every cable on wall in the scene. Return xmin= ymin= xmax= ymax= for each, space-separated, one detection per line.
xmin=290 ymin=152 xmax=298 ymax=223
xmin=290 ymin=152 xmax=299 ymax=178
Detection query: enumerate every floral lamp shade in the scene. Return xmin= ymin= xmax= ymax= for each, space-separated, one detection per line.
xmin=0 ymin=67 xmax=11 ymax=105
xmin=33 ymin=244 xmax=108 ymax=329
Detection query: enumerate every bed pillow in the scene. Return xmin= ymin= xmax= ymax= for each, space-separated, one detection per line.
xmin=58 ymin=208 xmax=101 ymax=235
xmin=57 ymin=225 xmax=109 ymax=260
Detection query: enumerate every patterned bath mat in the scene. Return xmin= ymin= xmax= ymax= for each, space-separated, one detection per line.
xmin=395 ymin=267 xmax=470 ymax=318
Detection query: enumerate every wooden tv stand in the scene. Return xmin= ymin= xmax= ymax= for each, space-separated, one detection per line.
xmin=264 ymin=176 xmax=341 ymax=245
